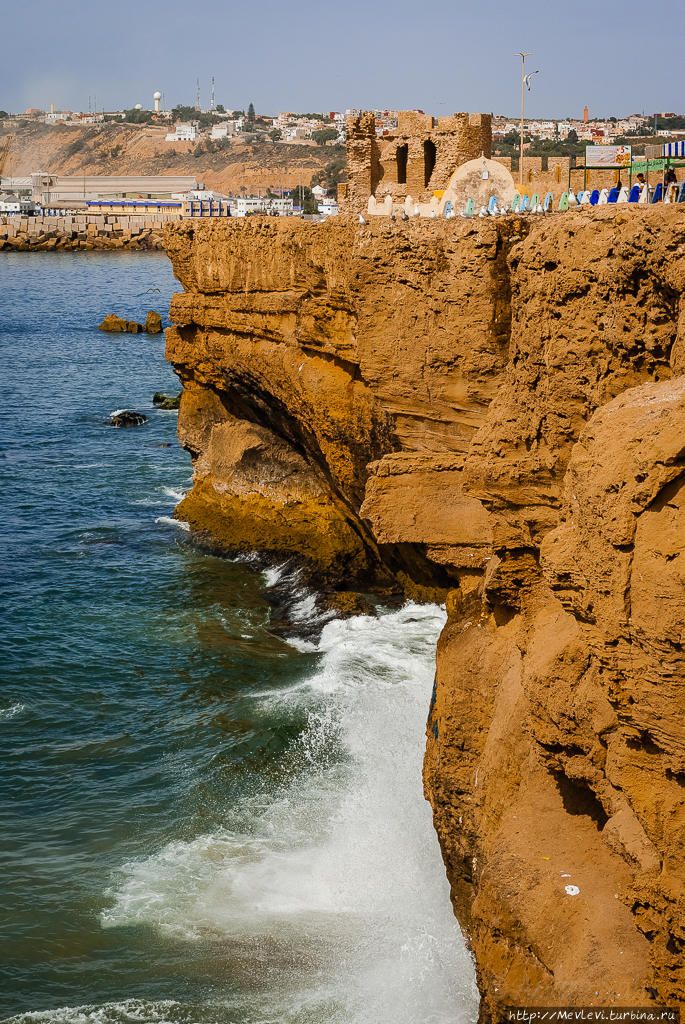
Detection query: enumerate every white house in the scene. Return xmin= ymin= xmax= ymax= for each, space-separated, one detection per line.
xmin=172 ymin=189 xmax=216 ymax=201
xmin=317 ymin=199 xmax=338 ymax=216
xmin=233 ymin=195 xmax=294 ymax=216
xmin=267 ymin=197 xmax=294 ymax=216
xmin=210 ymin=124 xmax=235 ymax=140
xmin=165 ymin=122 xmax=198 ymax=142
xmin=311 ymin=184 xmax=327 ymax=199
xmin=0 ymin=192 xmax=37 ymax=213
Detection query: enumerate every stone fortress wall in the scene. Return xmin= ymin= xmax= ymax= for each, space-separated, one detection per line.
xmin=338 ymin=109 xmax=629 ymax=214
xmin=494 ymin=155 xmax=625 ymax=196
xmin=338 ymin=109 xmax=492 ymax=213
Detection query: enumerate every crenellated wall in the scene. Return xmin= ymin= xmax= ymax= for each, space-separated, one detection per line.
xmin=339 ymin=108 xmax=492 ymax=213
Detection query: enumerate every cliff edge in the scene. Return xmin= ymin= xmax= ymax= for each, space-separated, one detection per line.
xmin=164 ymin=206 xmax=685 ymax=1016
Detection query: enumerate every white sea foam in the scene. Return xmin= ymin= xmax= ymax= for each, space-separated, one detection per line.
xmin=0 ymin=702 xmax=26 ymax=721
xmin=154 ymin=517 xmax=190 ymax=531
xmin=132 ymin=487 xmax=187 ymax=507
xmin=261 ymin=563 xmax=286 ymax=588
xmin=109 ymin=409 xmax=127 ymax=417
xmin=101 ymin=604 xmax=478 ymax=1023
xmin=2 ymin=1000 xmax=182 ymax=1024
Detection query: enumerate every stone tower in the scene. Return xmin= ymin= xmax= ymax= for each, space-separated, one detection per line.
xmin=338 ymin=109 xmax=492 ymax=214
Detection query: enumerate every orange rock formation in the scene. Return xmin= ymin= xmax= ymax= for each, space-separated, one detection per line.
xmin=163 ymin=205 xmax=685 ymax=1018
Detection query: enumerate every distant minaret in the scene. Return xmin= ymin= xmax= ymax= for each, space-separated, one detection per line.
xmin=583 ymin=105 xmax=589 ymax=122
xmin=211 ymin=77 xmax=215 ymax=110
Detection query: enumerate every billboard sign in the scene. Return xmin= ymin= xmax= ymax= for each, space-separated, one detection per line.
xmin=585 ymin=145 xmax=632 ymax=167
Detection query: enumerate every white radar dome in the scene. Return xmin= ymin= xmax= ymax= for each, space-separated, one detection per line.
xmin=153 ymin=92 xmax=162 ymax=100
xmin=134 ymin=103 xmax=142 ymax=110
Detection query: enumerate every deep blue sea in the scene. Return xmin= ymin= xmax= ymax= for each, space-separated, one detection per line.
xmin=0 ymin=250 xmax=477 ymax=1024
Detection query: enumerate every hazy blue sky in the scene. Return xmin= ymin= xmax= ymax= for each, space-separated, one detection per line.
xmin=2 ymin=0 xmax=683 ymax=119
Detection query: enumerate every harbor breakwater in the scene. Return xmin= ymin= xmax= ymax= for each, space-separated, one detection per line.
xmin=0 ymin=213 xmax=168 ymax=251
xmin=162 ymin=205 xmax=685 ymax=1019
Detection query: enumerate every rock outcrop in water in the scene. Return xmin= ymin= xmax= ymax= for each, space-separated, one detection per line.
xmin=163 ymin=207 xmax=685 ymax=1019
xmin=99 ymin=312 xmax=163 ymax=334
xmin=110 ymin=410 xmax=147 ymax=427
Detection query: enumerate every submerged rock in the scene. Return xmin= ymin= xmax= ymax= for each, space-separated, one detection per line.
xmin=323 ymin=591 xmax=376 ymax=619
xmin=110 ymin=410 xmax=148 ymax=427
xmin=152 ymin=391 xmax=181 ymax=409
xmin=145 ymin=311 xmax=163 ymax=334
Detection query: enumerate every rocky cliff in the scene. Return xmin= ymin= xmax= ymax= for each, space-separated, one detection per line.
xmin=164 ymin=206 xmax=685 ymax=1017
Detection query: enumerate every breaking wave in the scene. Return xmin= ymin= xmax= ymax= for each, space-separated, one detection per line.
xmin=98 ymin=604 xmax=477 ymax=1024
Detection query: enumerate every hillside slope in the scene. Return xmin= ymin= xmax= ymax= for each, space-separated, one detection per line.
xmin=0 ymin=121 xmax=339 ymax=193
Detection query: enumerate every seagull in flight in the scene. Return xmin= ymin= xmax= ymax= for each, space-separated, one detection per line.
xmin=524 ymin=71 xmax=539 ymax=90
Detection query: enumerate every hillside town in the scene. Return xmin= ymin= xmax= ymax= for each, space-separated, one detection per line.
xmin=1 ymin=97 xmax=683 ymax=221
xmin=3 ymin=99 xmax=685 ymax=144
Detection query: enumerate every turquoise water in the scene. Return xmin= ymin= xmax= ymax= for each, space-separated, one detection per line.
xmin=0 ymin=251 xmax=477 ymax=1024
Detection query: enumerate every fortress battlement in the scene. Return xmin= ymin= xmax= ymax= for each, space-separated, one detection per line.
xmin=339 ymin=109 xmax=492 ymax=213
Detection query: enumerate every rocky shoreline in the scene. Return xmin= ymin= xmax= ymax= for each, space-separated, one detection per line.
xmin=160 ymin=206 xmax=685 ymax=1019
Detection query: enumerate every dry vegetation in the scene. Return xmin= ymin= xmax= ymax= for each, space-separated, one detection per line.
xmin=0 ymin=121 xmax=343 ymax=193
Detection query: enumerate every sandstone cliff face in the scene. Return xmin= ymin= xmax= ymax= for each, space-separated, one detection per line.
xmin=164 ymin=206 xmax=685 ymax=1018
xmin=165 ymin=214 xmax=524 ymax=596
xmin=424 ymin=208 xmax=685 ymax=1017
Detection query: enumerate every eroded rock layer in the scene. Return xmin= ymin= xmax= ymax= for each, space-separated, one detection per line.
xmin=165 ymin=213 xmax=525 ymax=596
xmin=164 ymin=206 xmax=685 ymax=1018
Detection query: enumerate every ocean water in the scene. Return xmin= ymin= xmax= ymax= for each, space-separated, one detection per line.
xmin=0 ymin=251 xmax=477 ymax=1024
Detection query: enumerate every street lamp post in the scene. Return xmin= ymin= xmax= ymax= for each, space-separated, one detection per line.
xmin=515 ymin=53 xmax=531 ymax=187
xmin=515 ymin=53 xmax=538 ymax=188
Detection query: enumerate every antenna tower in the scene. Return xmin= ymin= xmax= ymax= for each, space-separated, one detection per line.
xmin=211 ymin=77 xmax=215 ymax=110
xmin=196 ymin=78 xmax=200 ymax=110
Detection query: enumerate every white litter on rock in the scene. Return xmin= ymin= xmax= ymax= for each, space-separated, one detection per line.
xmin=565 ymin=885 xmax=580 ymax=896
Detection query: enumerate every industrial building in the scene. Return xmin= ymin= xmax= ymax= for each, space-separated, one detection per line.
xmin=0 ymin=174 xmax=201 ymax=207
